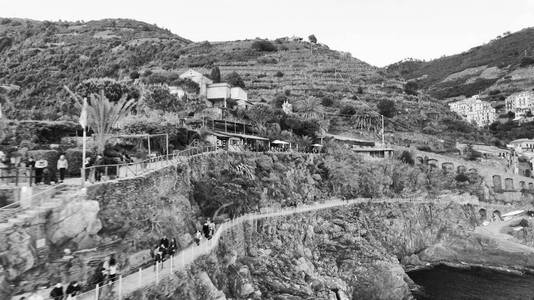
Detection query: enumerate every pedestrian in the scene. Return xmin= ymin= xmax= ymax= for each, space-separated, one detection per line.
xmin=169 ymin=238 xmax=177 ymax=256
xmin=194 ymin=230 xmax=202 ymax=246
xmin=84 ymin=156 xmax=93 ymax=182
xmin=65 ymin=281 xmax=81 ymax=298
xmin=34 ymin=156 xmax=48 ymax=184
xmin=108 ymin=256 xmax=118 ymax=283
xmin=153 ymin=245 xmax=163 ymax=271
xmin=160 ymin=236 xmax=169 ymax=250
xmin=208 ymin=220 xmax=215 ymax=238
xmin=49 ymin=283 xmax=64 ymax=300
xmin=202 ymin=219 xmax=211 ymax=239
xmin=94 ymin=155 xmax=104 ymax=182
xmin=57 ymin=155 xmax=68 ymax=183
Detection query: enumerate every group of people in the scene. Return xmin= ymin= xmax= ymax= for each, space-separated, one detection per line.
xmin=151 ymin=236 xmax=178 ymax=270
xmin=201 ymin=218 xmax=215 ymax=240
xmin=47 ymin=281 xmax=81 ymax=300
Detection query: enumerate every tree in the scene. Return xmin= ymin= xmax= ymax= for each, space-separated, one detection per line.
xmin=144 ymin=86 xmax=183 ymax=112
xmin=404 ymin=81 xmax=418 ymax=95
xmin=294 ymin=97 xmax=323 ymax=120
xmin=274 ymin=71 xmax=284 ymax=78
xmin=308 ymin=34 xmax=317 ymax=44
xmin=225 ymin=72 xmax=245 ymax=88
xmin=245 ymin=103 xmax=279 ymax=126
xmin=377 ymin=99 xmax=396 ymax=117
xmin=210 ymin=66 xmax=221 ymax=83
xmin=65 ymin=86 xmax=137 ymax=154
xmin=129 ymin=71 xmax=140 ymax=80
xmin=251 ymin=40 xmax=277 ymax=52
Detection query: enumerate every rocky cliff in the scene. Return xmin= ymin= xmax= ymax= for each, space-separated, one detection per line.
xmin=136 ymin=201 xmax=480 ymax=300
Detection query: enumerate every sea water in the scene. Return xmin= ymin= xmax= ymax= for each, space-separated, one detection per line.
xmin=408 ymin=265 xmax=534 ymax=300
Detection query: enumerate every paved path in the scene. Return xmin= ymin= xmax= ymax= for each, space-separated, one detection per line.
xmin=56 ymin=197 xmax=474 ymax=300
xmin=474 ymin=216 xmax=534 ymax=254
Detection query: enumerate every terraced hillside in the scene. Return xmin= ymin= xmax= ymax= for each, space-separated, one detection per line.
xmin=387 ymin=27 xmax=534 ymax=100
xmin=0 ymin=18 xmax=486 ymax=144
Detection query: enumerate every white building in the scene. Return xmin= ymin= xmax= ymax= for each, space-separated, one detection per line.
xmin=505 ymin=91 xmax=534 ymax=119
xmin=179 ymin=69 xmax=213 ymax=97
xmin=448 ymin=95 xmax=496 ymax=126
xmin=508 ymin=138 xmax=534 ymax=153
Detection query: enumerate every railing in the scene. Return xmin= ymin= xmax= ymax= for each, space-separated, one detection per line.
xmin=0 ymin=184 xmax=67 ymax=223
xmin=0 ymin=167 xmax=33 ymax=187
xmin=57 ymin=196 xmax=478 ymax=300
xmin=84 ymin=146 xmax=218 ymax=184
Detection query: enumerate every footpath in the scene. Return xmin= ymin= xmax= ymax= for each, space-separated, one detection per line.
xmin=20 ymin=197 xmax=471 ymax=300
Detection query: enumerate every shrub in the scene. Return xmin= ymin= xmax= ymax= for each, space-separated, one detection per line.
xmin=274 ymin=71 xmax=284 ymax=78
xmin=398 ymin=151 xmax=414 ymax=165
xmin=520 ymin=57 xmax=534 ymax=67
xmin=129 ymin=71 xmax=140 ymax=80
xmin=308 ymin=34 xmax=317 ymax=44
xmin=455 ymin=173 xmax=470 ymax=182
xmin=251 ymin=40 xmax=277 ymax=52
xmin=377 ymin=99 xmax=396 ymax=117
xmin=65 ymin=148 xmax=84 ymax=176
xmin=340 ymin=105 xmax=357 ymax=115
xmin=225 ymin=72 xmax=245 ymax=88
xmin=321 ymin=96 xmax=334 ymax=107
xmin=257 ymin=56 xmax=278 ymax=64
xmin=404 ymin=81 xmax=418 ymax=95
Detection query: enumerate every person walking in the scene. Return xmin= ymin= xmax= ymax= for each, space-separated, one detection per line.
xmin=108 ymin=256 xmax=118 ymax=283
xmin=203 ymin=219 xmax=211 ymax=239
xmin=194 ymin=230 xmax=202 ymax=246
xmin=65 ymin=281 xmax=81 ymax=299
xmin=169 ymin=238 xmax=177 ymax=256
xmin=208 ymin=220 xmax=215 ymax=239
xmin=57 ymin=155 xmax=68 ymax=183
xmin=84 ymin=156 xmax=93 ymax=182
xmin=153 ymin=245 xmax=163 ymax=271
xmin=34 ymin=157 xmax=48 ymax=184
xmin=94 ymin=155 xmax=104 ymax=182
xmin=49 ymin=283 xmax=64 ymax=300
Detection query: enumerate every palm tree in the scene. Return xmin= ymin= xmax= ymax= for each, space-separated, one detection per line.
xmin=295 ymin=97 xmax=324 ymax=120
xmin=65 ymin=86 xmax=137 ymax=154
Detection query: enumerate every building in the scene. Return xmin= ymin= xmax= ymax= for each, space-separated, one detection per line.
xmin=505 ymin=91 xmax=534 ymax=119
xmin=179 ymin=69 xmax=213 ymax=97
xmin=508 ymin=139 xmax=534 ymax=153
xmin=448 ymin=95 xmax=496 ymax=126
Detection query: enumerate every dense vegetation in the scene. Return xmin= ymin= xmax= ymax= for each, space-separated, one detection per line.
xmin=387 ymin=28 xmax=534 ymax=99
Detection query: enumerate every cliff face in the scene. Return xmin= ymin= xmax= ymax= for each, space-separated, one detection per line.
xmin=136 ymin=201 xmax=479 ymax=300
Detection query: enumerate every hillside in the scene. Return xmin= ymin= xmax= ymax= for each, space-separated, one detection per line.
xmin=0 ymin=18 xmax=486 ymax=146
xmin=387 ymin=28 xmax=534 ymax=100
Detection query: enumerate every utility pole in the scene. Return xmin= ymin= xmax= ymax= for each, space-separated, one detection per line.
xmin=381 ymin=115 xmax=385 ymax=146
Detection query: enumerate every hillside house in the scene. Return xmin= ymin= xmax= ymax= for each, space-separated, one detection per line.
xmin=505 ymin=91 xmax=534 ymax=119
xmin=448 ymin=95 xmax=496 ymax=126
xmin=206 ymin=83 xmax=250 ymax=109
xmin=179 ymin=69 xmax=213 ymax=96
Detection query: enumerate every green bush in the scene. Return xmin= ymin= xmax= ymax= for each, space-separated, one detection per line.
xmin=65 ymin=148 xmax=83 ymax=176
xmin=340 ymin=105 xmax=357 ymax=116
xmin=377 ymin=99 xmax=396 ymax=117
xmin=251 ymin=40 xmax=277 ymax=52
xmin=274 ymin=71 xmax=284 ymax=78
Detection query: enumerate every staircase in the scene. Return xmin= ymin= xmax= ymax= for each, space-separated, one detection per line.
xmin=0 ymin=184 xmax=82 ymax=227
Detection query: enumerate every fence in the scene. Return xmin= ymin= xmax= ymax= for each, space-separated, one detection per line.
xmin=84 ymin=146 xmax=218 ymax=184
xmin=0 ymin=167 xmax=33 ymax=187
xmin=67 ymin=196 xmax=465 ymax=300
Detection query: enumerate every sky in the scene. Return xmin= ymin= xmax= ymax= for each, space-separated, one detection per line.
xmin=3 ymin=0 xmax=534 ymax=67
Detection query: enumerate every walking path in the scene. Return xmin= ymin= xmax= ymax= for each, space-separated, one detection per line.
xmin=14 ymin=196 xmax=476 ymax=300
xmin=474 ymin=216 xmax=534 ymax=254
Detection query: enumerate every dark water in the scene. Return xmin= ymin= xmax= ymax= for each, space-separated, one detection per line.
xmin=408 ymin=265 xmax=534 ymax=300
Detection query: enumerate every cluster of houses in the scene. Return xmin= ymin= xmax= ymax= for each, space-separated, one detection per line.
xmin=448 ymin=95 xmax=497 ymax=127
xmin=448 ymin=91 xmax=534 ymax=127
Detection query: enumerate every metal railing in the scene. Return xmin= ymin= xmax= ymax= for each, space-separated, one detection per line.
xmin=84 ymin=146 xmax=218 ymax=184
xmin=0 ymin=167 xmax=33 ymax=187
xmin=57 ymin=196 xmax=476 ymax=300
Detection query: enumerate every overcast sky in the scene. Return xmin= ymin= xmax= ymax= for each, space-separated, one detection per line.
xmin=3 ymin=0 xmax=534 ymax=66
